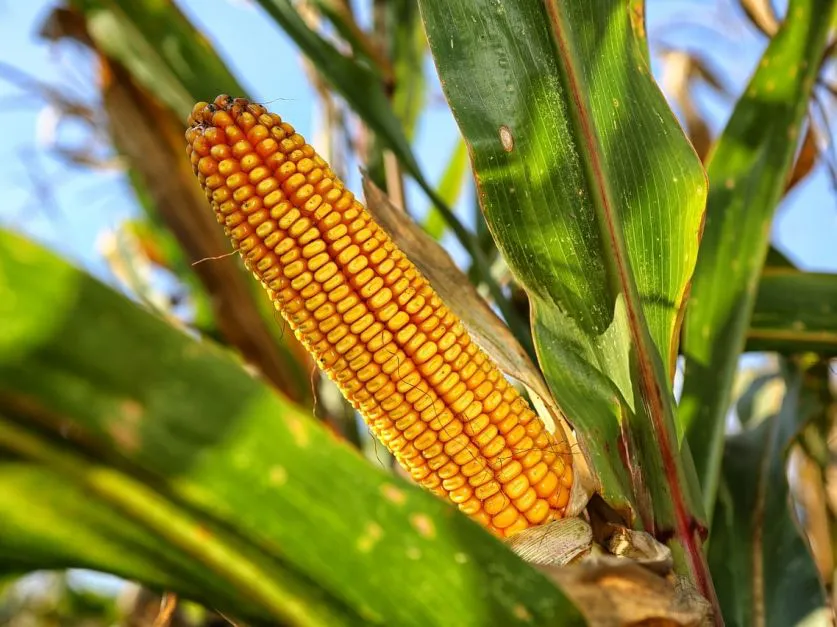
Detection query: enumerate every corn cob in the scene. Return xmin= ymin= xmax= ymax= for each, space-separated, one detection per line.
xmin=185 ymin=95 xmax=573 ymax=537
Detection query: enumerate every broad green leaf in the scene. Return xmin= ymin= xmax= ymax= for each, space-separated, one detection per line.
xmin=679 ymin=0 xmax=837 ymax=514
xmin=420 ymin=0 xmax=711 ymax=592
xmin=0 ymin=462 xmax=268 ymax=624
xmin=0 ymin=229 xmax=583 ymax=626
xmin=746 ymin=269 xmax=837 ymax=355
xmin=0 ymin=426 xmax=350 ymax=626
xmin=708 ymin=363 xmax=826 ymax=626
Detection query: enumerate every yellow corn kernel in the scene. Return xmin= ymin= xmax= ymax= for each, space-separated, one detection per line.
xmin=185 ymin=95 xmax=573 ymax=538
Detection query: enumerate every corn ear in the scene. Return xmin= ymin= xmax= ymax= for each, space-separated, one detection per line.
xmin=185 ymin=95 xmax=573 ymax=537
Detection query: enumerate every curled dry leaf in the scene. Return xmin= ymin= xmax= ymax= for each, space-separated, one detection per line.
xmin=603 ymin=525 xmax=674 ymax=576
xmin=540 ymin=561 xmax=712 ymax=627
xmin=505 ymin=517 xmax=694 ymax=623
xmin=98 ymin=225 xmax=176 ymax=316
xmin=740 ymin=0 xmax=780 ymax=36
xmin=506 ymin=516 xmax=671 ymax=572
xmin=785 ymin=125 xmax=819 ymax=193
xmin=362 ymin=176 xmax=594 ymax=514
xmin=505 ymin=518 xmax=594 ymax=566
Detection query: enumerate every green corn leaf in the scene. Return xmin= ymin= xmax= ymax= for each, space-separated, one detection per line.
xmin=0 ymin=228 xmax=583 ymax=626
xmin=708 ymin=362 xmax=826 ymax=626
xmin=746 ymin=269 xmax=837 ymax=355
xmin=679 ymin=0 xmax=837 ymax=515
xmin=419 ymin=0 xmax=713 ymax=597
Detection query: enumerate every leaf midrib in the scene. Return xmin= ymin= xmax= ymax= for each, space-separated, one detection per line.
xmin=542 ymin=0 xmax=710 ymax=598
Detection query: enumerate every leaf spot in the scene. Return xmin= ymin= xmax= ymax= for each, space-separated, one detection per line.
xmin=381 ymin=483 xmax=406 ymax=505
xmin=269 ymin=465 xmax=288 ymax=486
xmin=287 ymin=416 xmax=310 ymax=447
xmin=107 ymin=400 xmax=145 ymax=453
xmin=454 ymin=552 xmax=469 ymax=564
xmin=358 ymin=605 xmax=382 ymax=622
xmin=195 ymin=524 xmax=213 ymax=542
xmin=499 ymin=125 xmax=514 ymax=152
xmin=410 ymin=513 xmax=436 ymax=539
xmin=725 ymin=178 xmax=736 ymax=190
xmin=356 ymin=521 xmax=384 ymax=553
xmin=406 ymin=546 xmax=422 ymax=560
xmin=513 ymin=604 xmax=532 ymax=621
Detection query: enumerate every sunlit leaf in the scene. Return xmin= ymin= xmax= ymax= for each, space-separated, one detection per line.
xmin=747 ymin=269 xmax=837 ymax=355
xmin=679 ymin=0 xmax=837 ymax=514
xmin=420 ymin=0 xmax=713 ymax=598
xmin=0 ymin=229 xmax=583 ymax=626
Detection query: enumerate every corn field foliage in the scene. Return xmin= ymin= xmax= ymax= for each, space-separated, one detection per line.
xmin=1 ymin=0 xmax=837 ymax=625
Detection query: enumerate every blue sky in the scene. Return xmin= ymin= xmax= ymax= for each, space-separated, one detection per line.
xmin=0 ymin=0 xmax=834 ymax=286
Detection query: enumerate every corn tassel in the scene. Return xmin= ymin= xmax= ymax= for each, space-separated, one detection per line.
xmin=185 ymin=95 xmax=573 ymax=537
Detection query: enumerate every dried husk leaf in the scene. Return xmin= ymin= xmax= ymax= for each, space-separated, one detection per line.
xmin=540 ymin=562 xmax=712 ymax=627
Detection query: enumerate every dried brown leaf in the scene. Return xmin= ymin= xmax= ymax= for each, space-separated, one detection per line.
xmin=740 ymin=0 xmax=780 ymax=36
xmin=505 ymin=518 xmax=594 ymax=566
xmin=785 ymin=124 xmax=819 ymax=193
xmin=541 ymin=561 xmax=713 ymax=627
xmin=508 ymin=517 xmax=709 ymax=625
xmin=44 ymin=7 xmax=313 ymax=402
xmin=604 ymin=526 xmax=674 ymax=575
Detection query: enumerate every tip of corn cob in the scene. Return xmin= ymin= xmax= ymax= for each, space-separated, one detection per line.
xmin=185 ymin=94 xmax=573 ymax=538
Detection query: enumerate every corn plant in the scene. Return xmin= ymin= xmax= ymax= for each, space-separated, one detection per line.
xmin=1 ymin=0 xmax=836 ymax=625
